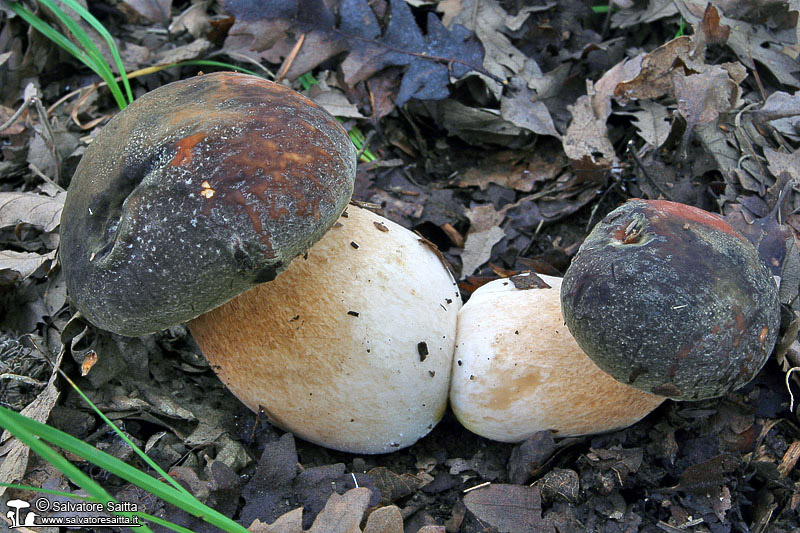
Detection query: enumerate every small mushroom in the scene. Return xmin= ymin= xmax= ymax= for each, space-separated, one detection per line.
xmin=450 ymin=273 xmax=664 ymax=442
xmin=60 ymin=72 xmax=356 ymax=336
xmin=561 ymin=199 xmax=780 ymax=400
xmin=189 ymin=206 xmax=461 ymax=453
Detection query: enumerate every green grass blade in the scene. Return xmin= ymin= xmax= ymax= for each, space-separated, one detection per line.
xmin=136 ymin=512 xmax=197 ymax=533
xmin=59 ymin=372 xmax=193 ymax=499
xmin=298 ymin=72 xmax=319 ymax=91
xmin=169 ymin=60 xmax=263 ymax=77
xmin=0 ymin=408 xmax=153 ymax=533
xmin=0 ymin=483 xmax=94 ymax=500
xmin=675 ymin=17 xmax=687 ymax=37
xmin=0 ymin=406 xmax=250 ymax=532
xmin=345 ymin=124 xmax=377 ymax=162
xmin=0 ymin=484 xmax=196 ymax=532
xmin=5 ymin=1 xmax=127 ymax=109
xmin=58 ymin=0 xmax=133 ymax=104
xmin=35 ymin=0 xmax=126 ymax=108
xmin=6 ymin=2 xmax=91 ymax=66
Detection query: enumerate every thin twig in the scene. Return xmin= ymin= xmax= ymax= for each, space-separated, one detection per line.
xmin=207 ymin=51 xmax=275 ymax=77
xmin=28 ymin=163 xmax=66 ymax=193
xmin=276 ymin=33 xmax=306 ymax=82
xmin=0 ymin=97 xmax=30 ymax=132
xmin=31 ymin=93 xmax=61 ymax=184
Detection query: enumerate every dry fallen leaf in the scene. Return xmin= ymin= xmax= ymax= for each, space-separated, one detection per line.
xmin=562 ymin=93 xmax=618 ymax=171
xmin=0 ymin=348 xmax=63 ymax=500
xmin=120 ymin=0 xmax=172 ymax=25
xmin=672 ymin=64 xmax=745 ymax=129
xmin=463 ymin=484 xmax=553 ymax=533
xmin=677 ymin=0 xmax=800 ymax=88
xmin=611 ymin=0 xmax=678 ymax=28
xmin=0 ymin=192 xmax=65 ymax=232
xmin=756 ymin=91 xmax=800 ymax=142
xmin=436 ymin=100 xmax=522 ymax=145
xmin=308 ymin=87 xmax=365 ymax=119
xmin=362 ymin=505 xmax=404 ymax=533
xmin=438 ymin=0 xmax=527 ymax=96
xmin=249 ymin=507 xmax=304 ymax=533
xmin=154 ymin=38 xmax=213 ymax=66
xmin=0 ymin=250 xmax=56 ymax=280
xmin=307 ymin=487 xmax=372 ymax=533
xmin=613 ymin=37 xmax=694 ymax=103
xmin=461 ymin=204 xmax=506 ymax=276
xmin=623 ymin=100 xmax=671 ymax=148
xmin=561 ymin=54 xmax=645 ymax=174
xmin=455 ymin=151 xmax=566 ymax=192
xmin=765 ymin=147 xmax=800 ymax=183
xmin=0 ymin=105 xmax=26 ymax=135
xmin=500 ymin=78 xmax=560 ymax=138
xmin=367 ymin=466 xmax=429 ymax=505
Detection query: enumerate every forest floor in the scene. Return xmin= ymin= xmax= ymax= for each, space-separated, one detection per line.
xmin=1 ymin=0 xmax=799 ymax=531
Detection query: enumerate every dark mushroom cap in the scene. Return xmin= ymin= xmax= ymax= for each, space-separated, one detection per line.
xmin=60 ymin=72 xmax=356 ymax=336
xmin=560 ymin=199 xmax=780 ymax=400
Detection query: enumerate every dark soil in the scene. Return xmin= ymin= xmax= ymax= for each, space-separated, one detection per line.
xmin=1 ymin=1 xmax=799 ymax=532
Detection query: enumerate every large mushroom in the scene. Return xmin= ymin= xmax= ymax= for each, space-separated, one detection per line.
xmin=450 ymin=273 xmax=664 ymax=442
xmin=561 ymin=199 xmax=781 ymax=400
xmin=59 ymin=72 xmax=461 ymax=453
xmin=190 ymin=206 xmax=461 ymax=453
xmin=60 ymin=72 xmax=356 ymax=336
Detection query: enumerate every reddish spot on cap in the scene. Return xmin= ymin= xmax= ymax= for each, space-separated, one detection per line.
xmin=170 ymin=132 xmax=207 ymax=167
xmin=643 ymin=200 xmax=747 ymax=242
xmin=759 ymin=325 xmax=769 ymax=345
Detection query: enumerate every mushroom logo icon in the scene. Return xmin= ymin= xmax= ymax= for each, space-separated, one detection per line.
xmin=6 ymin=499 xmax=36 ymax=528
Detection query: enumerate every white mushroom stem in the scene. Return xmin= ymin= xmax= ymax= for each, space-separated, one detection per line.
xmin=189 ymin=206 xmax=462 ymax=454
xmin=450 ymin=273 xmax=664 ymax=442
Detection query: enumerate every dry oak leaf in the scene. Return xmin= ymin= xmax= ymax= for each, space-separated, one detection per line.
xmin=461 ymin=203 xmax=506 ymax=276
xmin=672 ymin=63 xmax=746 ymax=129
xmin=0 ymin=250 xmax=56 ymax=280
xmin=623 ymin=100 xmax=671 ymax=148
xmin=455 ymin=151 xmax=566 ymax=192
xmin=765 ymin=148 xmax=800 ymax=183
xmin=249 ymin=488 xmax=374 ymax=533
xmin=562 ymin=92 xmax=618 ymax=170
xmin=367 ymin=466 xmax=429 ymax=505
xmin=0 ymin=192 xmax=65 ymax=232
xmin=611 ymin=0 xmax=678 ymax=28
xmin=561 ymin=53 xmax=643 ymax=173
xmin=613 ymin=36 xmax=694 ymax=103
xmin=463 ymin=484 xmax=554 ymax=533
xmin=677 ymin=0 xmax=800 ymax=87
xmin=500 ymin=77 xmax=561 ymax=138
xmin=120 ymin=0 xmax=172 ymax=24
xmin=696 ymin=1 xmax=731 ymax=46
xmin=362 ymin=505 xmax=403 ymax=533
xmin=249 ymin=508 xmax=303 ymax=533
xmin=225 ymin=0 xmax=484 ymax=106
xmin=437 ymin=0 xmax=554 ymax=100
xmin=757 ymin=91 xmax=800 ymax=141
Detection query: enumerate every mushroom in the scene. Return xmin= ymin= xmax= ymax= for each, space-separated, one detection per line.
xmin=190 ymin=206 xmax=461 ymax=453
xmin=561 ymin=199 xmax=780 ymax=400
xmin=60 ymin=72 xmax=461 ymax=453
xmin=450 ymin=273 xmax=664 ymax=442
xmin=60 ymin=72 xmax=356 ymax=336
